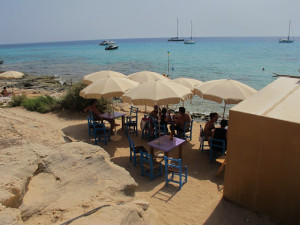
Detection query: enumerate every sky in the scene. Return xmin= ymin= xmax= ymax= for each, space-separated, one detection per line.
xmin=0 ymin=0 xmax=300 ymax=44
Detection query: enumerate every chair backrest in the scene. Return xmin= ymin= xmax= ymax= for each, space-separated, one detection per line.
xmin=210 ymin=138 xmax=226 ymax=154
xmin=130 ymin=106 xmax=138 ymax=116
xmin=140 ymin=151 xmax=154 ymax=165
xmin=183 ymin=119 xmax=193 ymax=140
xmin=164 ymin=156 xmax=182 ymax=171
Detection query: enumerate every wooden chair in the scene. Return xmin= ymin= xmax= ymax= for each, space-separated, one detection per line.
xmin=176 ymin=120 xmax=193 ymax=141
xmin=91 ymin=116 xmax=110 ymax=145
xmin=209 ymin=138 xmax=226 ymax=163
xmin=127 ymin=135 xmax=147 ymax=167
xmin=124 ymin=106 xmax=138 ymax=135
xmin=199 ymin=124 xmax=209 ymax=152
xmin=164 ymin=156 xmax=188 ymax=189
xmin=140 ymin=151 xmax=162 ymax=181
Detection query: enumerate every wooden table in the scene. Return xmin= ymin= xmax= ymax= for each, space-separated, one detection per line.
xmin=99 ymin=112 xmax=126 ymax=131
xmin=147 ymin=135 xmax=186 ymax=160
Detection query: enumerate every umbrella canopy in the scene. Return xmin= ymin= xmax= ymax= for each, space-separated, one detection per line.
xmin=83 ymin=70 xmax=127 ymax=85
xmin=0 ymin=71 xmax=24 ymax=79
xmin=122 ymin=80 xmax=193 ymax=106
xmin=171 ymin=77 xmax=203 ymax=94
xmin=128 ymin=71 xmax=169 ymax=83
xmin=80 ymin=76 xmax=138 ymax=99
xmin=195 ymin=79 xmax=257 ymax=104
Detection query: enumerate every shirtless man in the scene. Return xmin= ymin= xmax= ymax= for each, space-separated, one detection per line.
xmin=171 ymin=107 xmax=191 ymax=135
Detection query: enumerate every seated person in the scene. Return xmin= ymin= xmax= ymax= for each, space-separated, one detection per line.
xmin=84 ymin=100 xmax=119 ymax=134
xmin=212 ymin=119 xmax=228 ymax=151
xmin=170 ymin=107 xmax=191 ymax=135
xmin=159 ymin=108 xmax=170 ymax=131
xmin=204 ymin=112 xmax=218 ymax=141
xmin=149 ymin=105 xmax=160 ymax=120
xmin=1 ymin=87 xmax=9 ymax=96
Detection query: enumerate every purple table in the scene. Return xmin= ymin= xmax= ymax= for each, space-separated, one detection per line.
xmin=147 ymin=135 xmax=186 ymax=160
xmin=99 ymin=112 xmax=126 ymax=131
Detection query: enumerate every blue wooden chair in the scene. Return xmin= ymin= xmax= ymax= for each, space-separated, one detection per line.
xmin=199 ymin=124 xmax=210 ymax=152
xmin=125 ymin=106 xmax=138 ymax=135
xmin=140 ymin=151 xmax=162 ymax=181
xmin=176 ymin=120 xmax=193 ymax=141
xmin=127 ymin=135 xmax=147 ymax=167
xmin=88 ymin=113 xmax=110 ymax=145
xmin=154 ymin=121 xmax=168 ymax=138
xmin=141 ymin=117 xmax=152 ymax=140
xmin=164 ymin=156 xmax=188 ymax=189
xmin=209 ymin=138 xmax=226 ymax=163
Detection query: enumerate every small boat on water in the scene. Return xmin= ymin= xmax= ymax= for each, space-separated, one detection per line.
xmin=0 ymin=60 xmax=3 ymax=64
xmin=105 ymin=45 xmax=118 ymax=50
xmin=99 ymin=40 xmax=116 ymax=46
xmin=184 ymin=20 xmax=196 ymax=44
xmin=168 ymin=18 xmax=184 ymax=42
xmin=279 ymin=20 xmax=294 ymax=43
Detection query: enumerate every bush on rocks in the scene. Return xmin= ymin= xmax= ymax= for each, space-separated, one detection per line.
xmin=9 ymin=95 xmax=28 ymax=107
xmin=21 ymin=95 xmax=58 ymax=113
xmin=60 ymin=82 xmax=107 ymax=112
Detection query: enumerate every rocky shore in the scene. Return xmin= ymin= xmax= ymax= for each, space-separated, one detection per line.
xmin=0 ymin=107 xmax=158 ymax=225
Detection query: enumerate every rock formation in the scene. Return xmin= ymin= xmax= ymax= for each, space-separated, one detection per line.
xmin=0 ymin=108 xmax=158 ymax=224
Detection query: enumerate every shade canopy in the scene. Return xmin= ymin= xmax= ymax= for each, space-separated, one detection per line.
xmin=127 ymin=71 xmax=169 ymax=83
xmin=0 ymin=71 xmax=24 ymax=79
xmin=80 ymin=76 xmax=138 ymax=99
xmin=195 ymin=79 xmax=257 ymax=105
xmin=83 ymin=70 xmax=127 ymax=85
xmin=122 ymin=80 xmax=193 ymax=106
xmin=171 ymin=77 xmax=203 ymax=94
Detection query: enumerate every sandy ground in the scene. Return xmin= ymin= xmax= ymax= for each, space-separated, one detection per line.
xmin=1 ymin=105 xmax=277 ymax=225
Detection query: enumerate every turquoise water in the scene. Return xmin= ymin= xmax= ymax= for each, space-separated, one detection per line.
xmin=1 ymin=37 xmax=299 ymax=115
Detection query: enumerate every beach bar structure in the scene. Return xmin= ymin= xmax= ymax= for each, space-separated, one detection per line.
xmin=224 ymin=77 xmax=300 ymax=225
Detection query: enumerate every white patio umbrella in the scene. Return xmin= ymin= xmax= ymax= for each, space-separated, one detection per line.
xmin=122 ymin=80 xmax=193 ymax=106
xmin=195 ymin=79 xmax=257 ymax=117
xmin=123 ymin=80 xmax=193 ymax=137
xmin=171 ymin=77 xmax=203 ymax=94
xmin=0 ymin=71 xmax=25 ymax=92
xmin=0 ymin=71 xmax=24 ymax=79
xmin=127 ymin=71 xmax=169 ymax=84
xmin=83 ymin=70 xmax=127 ymax=85
xmin=80 ymin=76 xmax=138 ymax=99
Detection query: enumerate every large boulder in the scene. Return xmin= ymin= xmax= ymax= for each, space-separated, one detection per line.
xmin=0 ymin=142 xmax=158 ymax=225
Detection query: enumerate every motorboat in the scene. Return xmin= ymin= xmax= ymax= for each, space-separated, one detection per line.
xmin=0 ymin=60 xmax=3 ymax=64
xmin=105 ymin=45 xmax=118 ymax=50
xmin=99 ymin=40 xmax=116 ymax=46
xmin=279 ymin=21 xmax=294 ymax=43
xmin=184 ymin=20 xmax=196 ymax=44
xmin=168 ymin=18 xmax=184 ymax=42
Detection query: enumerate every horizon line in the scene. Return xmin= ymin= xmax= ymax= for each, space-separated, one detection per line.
xmin=0 ymin=35 xmax=298 ymax=46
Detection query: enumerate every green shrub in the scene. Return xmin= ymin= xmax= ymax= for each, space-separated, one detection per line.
xmin=9 ymin=94 xmax=28 ymax=107
xmin=60 ymin=81 xmax=107 ymax=112
xmin=21 ymin=95 xmax=58 ymax=113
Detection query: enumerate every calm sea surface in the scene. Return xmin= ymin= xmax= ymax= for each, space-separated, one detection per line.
xmin=1 ymin=37 xmax=299 ymax=115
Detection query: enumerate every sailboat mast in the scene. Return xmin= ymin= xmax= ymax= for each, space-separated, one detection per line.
xmin=190 ymin=20 xmax=193 ymax=39
xmin=288 ymin=20 xmax=291 ymax=40
xmin=177 ymin=18 xmax=179 ymax=38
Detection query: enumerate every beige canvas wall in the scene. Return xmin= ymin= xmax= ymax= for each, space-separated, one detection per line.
xmin=224 ymin=110 xmax=300 ymax=225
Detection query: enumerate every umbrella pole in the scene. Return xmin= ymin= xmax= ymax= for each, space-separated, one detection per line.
xmin=222 ymin=103 xmax=227 ymax=119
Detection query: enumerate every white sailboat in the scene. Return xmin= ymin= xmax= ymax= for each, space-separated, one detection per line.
xmin=184 ymin=20 xmax=196 ymax=44
xmin=279 ymin=20 xmax=294 ymax=43
xmin=168 ymin=18 xmax=184 ymax=41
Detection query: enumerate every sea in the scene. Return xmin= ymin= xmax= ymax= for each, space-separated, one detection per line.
xmin=0 ymin=37 xmax=299 ymax=116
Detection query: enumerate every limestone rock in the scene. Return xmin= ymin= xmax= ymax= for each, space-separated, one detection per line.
xmin=0 ymin=204 xmax=23 ymax=225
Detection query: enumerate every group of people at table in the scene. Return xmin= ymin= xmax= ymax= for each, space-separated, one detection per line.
xmin=84 ymin=100 xmax=228 ymax=149
xmin=147 ymin=105 xmax=191 ymax=136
